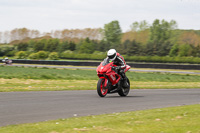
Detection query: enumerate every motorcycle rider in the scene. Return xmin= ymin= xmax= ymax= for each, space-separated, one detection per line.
xmin=107 ymin=49 xmax=129 ymax=88
xmin=2 ymin=57 xmax=12 ymax=65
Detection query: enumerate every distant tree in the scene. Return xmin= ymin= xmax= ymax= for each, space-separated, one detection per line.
xmin=44 ymin=39 xmax=60 ymax=52
xmin=157 ymin=41 xmax=172 ymax=56
xmin=155 ymin=19 xmax=177 ymax=41
xmin=28 ymin=40 xmax=36 ymax=48
xmin=130 ymin=20 xmax=149 ymax=32
xmin=44 ymin=40 xmax=51 ymax=51
xmin=59 ymin=41 xmax=76 ymax=53
xmin=3 ymin=31 xmax=10 ymax=43
xmin=139 ymin=20 xmax=149 ymax=31
xmin=79 ymin=38 xmax=95 ymax=54
xmin=178 ymin=44 xmax=193 ymax=57
xmin=103 ymin=20 xmax=122 ymax=49
xmin=10 ymin=28 xmax=30 ymax=42
xmin=16 ymin=43 xmax=29 ymax=51
xmin=145 ymin=42 xmax=155 ymax=56
xmin=6 ymin=50 xmax=17 ymax=57
xmin=130 ymin=22 xmax=139 ymax=32
xmin=52 ymin=30 xmax=62 ymax=38
xmin=58 ymin=40 xmax=68 ymax=53
xmin=120 ymin=39 xmax=131 ymax=54
xmin=33 ymin=39 xmax=46 ymax=52
xmin=194 ymin=45 xmax=200 ymax=57
xmin=169 ymin=44 xmax=179 ymax=57
xmin=169 ymin=20 xmax=178 ymax=30
xmin=126 ymin=40 xmax=141 ymax=56
xmin=68 ymin=41 xmax=76 ymax=51
xmin=119 ymin=39 xmax=141 ymax=55
xmin=122 ymin=30 xmax=149 ymax=47
xmin=147 ymin=19 xmax=177 ymax=56
xmin=61 ymin=28 xmax=102 ymax=40
xmin=97 ymin=40 xmax=107 ymax=52
xmin=30 ymin=30 xmax=40 ymax=38
xmin=179 ymin=31 xmax=200 ymax=47
xmin=0 ymin=45 xmax=15 ymax=56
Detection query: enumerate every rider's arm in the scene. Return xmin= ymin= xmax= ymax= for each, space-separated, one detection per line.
xmin=116 ymin=56 xmax=126 ymax=69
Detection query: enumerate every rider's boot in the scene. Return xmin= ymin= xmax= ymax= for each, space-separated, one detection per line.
xmin=121 ymin=73 xmax=129 ymax=88
xmin=119 ymin=70 xmax=129 ymax=88
xmin=122 ymin=77 xmax=129 ymax=88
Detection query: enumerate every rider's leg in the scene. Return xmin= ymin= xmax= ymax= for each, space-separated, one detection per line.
xmin=119 ymin=69 xmax=129 ymax=87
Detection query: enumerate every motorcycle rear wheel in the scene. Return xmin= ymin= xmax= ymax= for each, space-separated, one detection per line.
xmin=118 ymin=78 xmax=130 ymax=96
xmin=97 ymin=78 xmax=108 ymax=97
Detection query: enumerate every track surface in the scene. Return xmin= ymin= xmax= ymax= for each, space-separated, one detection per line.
xmin=0 ymin=89 xmax=200 ymax=127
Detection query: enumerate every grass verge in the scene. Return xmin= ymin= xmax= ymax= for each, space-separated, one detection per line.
xmin=1 ymin=79 xmax=200 ymax=92
xmin=1 ymin=66 xmax=200 ymax=92
xmin=0 ymin=104 xmax=199 ymax=133
xmin=1 ymin=66 xmax=200 ymax=82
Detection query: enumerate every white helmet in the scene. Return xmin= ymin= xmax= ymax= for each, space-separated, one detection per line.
xmin=107 ymin=49 xmax=117 ymax=61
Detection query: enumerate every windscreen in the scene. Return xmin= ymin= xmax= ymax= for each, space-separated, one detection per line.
xmin=102 ymin=58 xmax=112 ymax=66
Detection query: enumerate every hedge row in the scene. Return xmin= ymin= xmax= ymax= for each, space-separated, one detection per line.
xmin=60 ymin=52 xmax=107 ymax=60
xmin=123 ymin=56 xmax=200 ymax=64
xmin=60 ymin=53 xmax=200 ymax=64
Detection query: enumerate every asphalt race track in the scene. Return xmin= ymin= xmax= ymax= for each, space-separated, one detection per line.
xmin=0 ymin=89 xmax=200 ymax=127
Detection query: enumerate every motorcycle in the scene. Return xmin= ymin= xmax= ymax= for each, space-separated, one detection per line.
xmin=2 ymin=59 xmax=12 ymax=65
xmin=96 ymin=58 xmax=131 ymax=97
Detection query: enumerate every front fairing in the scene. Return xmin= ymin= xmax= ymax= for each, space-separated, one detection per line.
xmin=96 ymin=62 xmax=113 ymax=74
xmin=96 ymin=58 xmax=113 ymax=73
xmin=97 ymin=58 xmax=121 ymax=85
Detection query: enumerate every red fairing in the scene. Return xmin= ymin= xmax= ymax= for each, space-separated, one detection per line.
xmin=96 ymin=61 xmax=113 ymax=75
xmin=125 ymin=65 xmax=131 ymax=72
xmin=97 ymin=62 xmax=120 ymax=86
xmin=97 ymin=61 xmax=131 ymax=86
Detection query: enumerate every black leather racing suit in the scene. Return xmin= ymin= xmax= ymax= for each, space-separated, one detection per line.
xmin=112 ymin=53 xmax=128 ymax=87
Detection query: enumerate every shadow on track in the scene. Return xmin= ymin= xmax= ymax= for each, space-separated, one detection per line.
xmin=99 ymin=95 xmax=144 ymax=98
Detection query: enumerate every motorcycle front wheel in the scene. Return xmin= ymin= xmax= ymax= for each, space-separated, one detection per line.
xmin=97 ymin=78 xmax=108 ymax=97
xmin=118 ymin=78 xmax=130 ymax=97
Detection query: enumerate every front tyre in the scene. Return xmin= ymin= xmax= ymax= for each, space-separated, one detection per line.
xmin=97 ymin=78 xmax=108 ymax=97
xmin=118 ymin=78 xmax=130 ymax=97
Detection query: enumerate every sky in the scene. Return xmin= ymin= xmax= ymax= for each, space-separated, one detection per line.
xmin=0 ymin=0 xmax=200 ymax=32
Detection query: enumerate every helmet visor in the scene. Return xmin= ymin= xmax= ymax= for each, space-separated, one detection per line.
xmin=108 ymin=53 xmax=116 ymax=60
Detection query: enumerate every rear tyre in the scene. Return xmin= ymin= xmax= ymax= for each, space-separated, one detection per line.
xmin=118 ymin=78 xmax=130 ymax=97
xmin=97 ymin=78 xmax=108 ymax=97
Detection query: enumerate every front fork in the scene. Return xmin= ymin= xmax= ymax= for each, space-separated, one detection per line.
xmin=103 ymin=78 xmax=109 ymax=88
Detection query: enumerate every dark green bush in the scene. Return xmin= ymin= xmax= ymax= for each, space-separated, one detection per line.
xmin=48 ymin=52 xmax=59 ymax=60
xmin=28 ymin=53 xmax=38 ymax=59
xmin=15 ymin=51 xmax=27 ymax=59
xmin=37 ymin=51 xmax=48 ymax=59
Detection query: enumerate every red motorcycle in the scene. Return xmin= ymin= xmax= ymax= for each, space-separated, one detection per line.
xmin=96 ymin=58 xmax=131 ymax=97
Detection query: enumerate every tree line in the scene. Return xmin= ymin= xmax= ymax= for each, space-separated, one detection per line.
xmin=1 ymin=19 xmax=200 ymax=61
xmin=0 ymin=28 xmax=102 ymax=43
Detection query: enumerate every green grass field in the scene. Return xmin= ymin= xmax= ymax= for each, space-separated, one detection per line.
xmin=2 ymin=65 xmax=200 ymax=81
xmin=1 ymin=65 xmax=200 ymax=92
xmin=0 ymin=104 xmax=199 ymax=133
